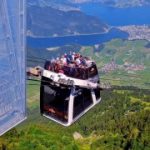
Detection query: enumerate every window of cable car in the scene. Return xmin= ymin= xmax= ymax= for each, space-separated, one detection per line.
xmin=65 ymin=67 xmax=88 ymax=80
xmin=94 ymin=88 xmax=101 ymax=100
xmin=77 ymin=67 xmax=88 ymax=80
xmin=44 ymin=61 xmax=51 ymax=70
xmin=88 ymin=65 xmax=98 ymax=78
xmin=73 ymin=88 xmax=93 ymax=118
xmin=41 ymin=78 xmax=70 ymax=123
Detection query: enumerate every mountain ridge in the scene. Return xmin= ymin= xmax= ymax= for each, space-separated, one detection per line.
xmin=27 ymin=0 xmax=150 ymax=9
xmin=69 ymin=0 xmax=150 ymax=8
xmin=27 ymin=5 xmax=108 ymax=37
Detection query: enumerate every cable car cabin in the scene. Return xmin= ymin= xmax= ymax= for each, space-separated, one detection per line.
xmin=40 ymin=54 xmax=101 ymax=126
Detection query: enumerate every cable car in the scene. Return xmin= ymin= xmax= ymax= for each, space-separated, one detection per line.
xmin=40 ymin=54 xmax=101 ymax=126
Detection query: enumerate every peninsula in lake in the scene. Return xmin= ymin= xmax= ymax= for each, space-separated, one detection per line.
xmin=27 ymin=3 xmax=108 ymax=37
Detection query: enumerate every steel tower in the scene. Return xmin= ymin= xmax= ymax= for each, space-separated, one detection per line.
xmin=0 ymin=0 xmax=26 ymax=136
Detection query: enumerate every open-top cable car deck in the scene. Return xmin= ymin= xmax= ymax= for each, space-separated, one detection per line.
xmin=40 ymin=53 xmax=101 ymax=126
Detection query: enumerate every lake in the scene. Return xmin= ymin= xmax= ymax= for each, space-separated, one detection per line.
xmin=27 ymin=3 xmax=150 ymax=48
xmin=78 ymin=3 xmax=150 ymax=26
xmin=27 ymin=28 xmax=128 ymax=48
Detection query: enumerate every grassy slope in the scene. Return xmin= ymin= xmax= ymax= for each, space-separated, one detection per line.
xmin=0 ymin=80 xmax=150 ymax=150
xmin=81 ymin=39 xmax=150 ymax=89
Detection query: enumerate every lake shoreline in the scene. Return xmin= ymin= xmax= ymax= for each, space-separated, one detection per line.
xmin=27 ymin=27 xmax=111 ymax=39
xmin=27 ymin=28 xmax=129 ymax=48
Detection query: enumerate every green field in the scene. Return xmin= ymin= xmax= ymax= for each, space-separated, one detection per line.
xmin=80 ymin=39 xmax=150 ymax=89
xmin=0 ymin=80 xmax=150 ymax=150
xmin=0 ymin=39 xmax=150 ymax=149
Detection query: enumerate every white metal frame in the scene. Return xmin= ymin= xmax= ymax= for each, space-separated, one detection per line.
xmin=43 ymin=70 xmax=99 ymax=89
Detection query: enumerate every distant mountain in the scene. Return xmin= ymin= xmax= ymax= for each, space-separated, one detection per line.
xmin=27 ymin=0 xmax=150 ymax=9
xmin=27 ymin=6 xmax=108 ymax=37
xmin=70 ymin=0 xmax=150 ymax=8
xmin=27 ymin=0 xmax=78 ymax=11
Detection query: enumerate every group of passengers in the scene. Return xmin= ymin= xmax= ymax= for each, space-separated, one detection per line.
xmin=45 ymin=52 xmax=95 ymax=79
